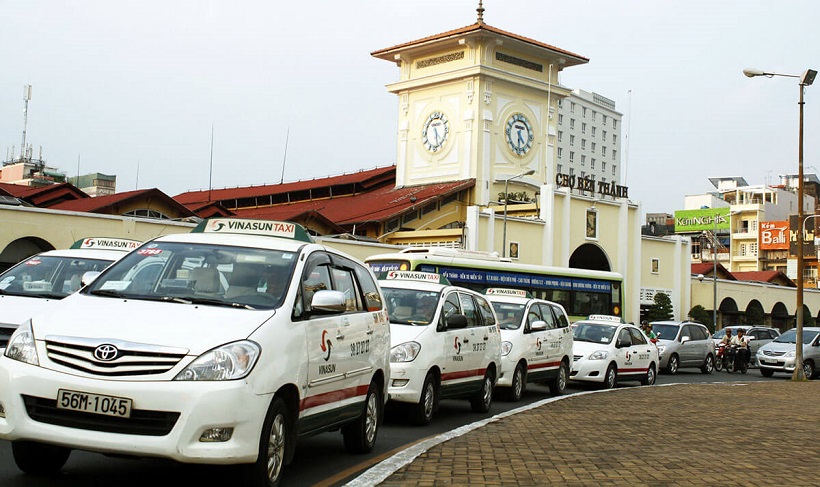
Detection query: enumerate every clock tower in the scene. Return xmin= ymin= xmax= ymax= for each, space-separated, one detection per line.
xmin=371 ymin=5 xmax=588 ymax=206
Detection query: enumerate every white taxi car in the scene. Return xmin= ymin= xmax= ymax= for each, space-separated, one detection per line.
xmin=570 ymin=315 xmax=659 ymax=389
xmin=377 ymin=271 xmax=501 ymax=425
xmin=0 ymin=219 xmax=390 ymax=487
xmin=0 ymin=237 xmax=141 ymax=347
xmin=483 ymin=288 xmax=573 ymax=401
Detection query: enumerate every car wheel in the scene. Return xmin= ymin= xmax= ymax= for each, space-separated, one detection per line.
xmin=701 ymin=354 xmax=715 ymax=374
xmin=342 ymin=379 xmax=381 ymax=453
xmin=760 ymin=368 xmax=774 ymax=377
xmin=470 ymin=370 xmax=494 ymax=413
xmin=242 ymin=397 xmax=288 ymax=487
xmin=715 ymin=356 xmax=724 ymax=372
xmin=603 ymin=364 xmax=617 ymax=389
xmin=803 ymin=360 xmax=816 ymax=380
xmin=666 ymin=354 xmax=679 ymax=374
xmin=548 ymin=361 xmax=568 ymax=396
xmin=640 ymin=363 xmax=656 ymax=386
xmin=505 ymin=363 xmax=526 ymax=401
xmin=12 ymin=441 xmax=71 ymax=475
xmin=413 ymin=373 xmax=438 ymax=426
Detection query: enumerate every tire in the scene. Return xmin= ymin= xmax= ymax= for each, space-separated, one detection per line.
xmin=803 ymin=360 xmax=816 ymax=380
xmin=242 ymin=397 xmax=288 ymax=487
xmin=412 ymin=373 xmax=437 ymax=426
xmin=548 ymin=361 xmax=568 ymax=396
xmin=603 ymin=364 xmax=617 ymax=389
xmin=740 ymin=360 xmax=748 ymax=374
xmin=701 ymin=354 xmax=715 ymax=374
xmin=760 ymin=368 xmax=774 ymax=377
xmin=342 ymin=380 xmax=381 ymax=453
xmin=505 ymin=363 xmax=526 ymax=401
xmin=470 ymin=370 xmax=494 ymax=413
xmin=640 ymin=364 xmax=657 ymax=386
xmin=666 ymin=354 xmax=679 ymax=374
xmin=715 ymin=356 xmax=724 ymax=372
xmin=12 ymin=441 xmax=71 ymax=475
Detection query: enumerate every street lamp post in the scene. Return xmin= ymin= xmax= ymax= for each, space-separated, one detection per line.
xmin=712 ymin=217 xmax=718 ymax=330
xmin=744 ymin=67 xmax=817 ymax=380
xmin=501 ymin=169 xmax=535 ymax=258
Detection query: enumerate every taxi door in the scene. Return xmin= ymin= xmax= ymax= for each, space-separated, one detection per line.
xmin=438 ymin=291 xmax=480 ymax=396
xmin=523 ymin=303 xmax=554 ymax=381
xmin=613 ymin=326 xmax=650 ymax=379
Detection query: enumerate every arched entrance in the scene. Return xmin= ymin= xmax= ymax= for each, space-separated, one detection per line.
xmin=745 ymin=300 xmax=765 ymax=326
xmin=0 ymin=236 xmax=54 ymax=272
xmin=771 ymin=302 xmax=790 ymax=332
xmin=718 ymin=297 xmax=740 ymax=328
xmin=569 ymin=243 xmax=611 ymax=271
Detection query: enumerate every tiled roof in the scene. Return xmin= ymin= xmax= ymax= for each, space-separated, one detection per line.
xmin=0 ymin=182 xmax=88 ymax=207
xmin=174 ymin=166 xmax=396 ymax=205
xmin=691 ymin=262 xmax=736 ymax=280
xmin=733 ymin=271 xmax=795 ymax=287
xmin=371 ymin=22 xmax=588 ymax=65
xmin=50 ymin=188 xmax=195 ymax=218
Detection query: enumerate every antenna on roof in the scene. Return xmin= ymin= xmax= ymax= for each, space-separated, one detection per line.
xmin=21 ymin=85 xmax=32 ymax=161
xmin=477 ymin=0 xmax=485 ymax=24
xmin=280 ymin=127 xmax=289 ymax=185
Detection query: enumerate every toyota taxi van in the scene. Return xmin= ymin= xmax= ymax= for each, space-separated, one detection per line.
xmin=0 ymin=219 xmax=390 ymax=487
xmin=0 ymin=237 xmax=141 ymax=347
xmin=570 ymin=315 xmax=659 ymax=389
xmin=483 ymin=288 xmax=573 ymax=401
xmin=376 ymin=270 xmax=501 ymax=425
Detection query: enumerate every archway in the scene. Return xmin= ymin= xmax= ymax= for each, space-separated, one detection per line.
xmin=745 ymin=300 xmax=765 ymax=326
xmin=0 ymin=236 xmax=54 ymax=272
xmin=718 ymin=297 xmax=740 ymax=328
xmin=770 ymin=302 xmax=790 ymax=332
xmin=569 ymin=243 xmax=611 ymax=271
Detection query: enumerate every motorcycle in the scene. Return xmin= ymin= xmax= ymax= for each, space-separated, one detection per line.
xmin=724 ymin=345 xmax=749 ymax=374
xmin=715 ymin=343 xmax=725 ymax=372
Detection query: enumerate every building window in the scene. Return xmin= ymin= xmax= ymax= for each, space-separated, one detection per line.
xmin=581 ymin=155 xmax=586 ymax=165
xmin=558 ymin=99 xmax=563 ymax=108
xmin=570 ymin=135 xmax=575 ymax=146
xmin=602 ymin=161 xmax=607 ymax=171
xmin=557 ymin=148 xmax=563 ymax=159
xmin=557 ymin=164 xmax=563 ymax=173
xmin=570 ymin=102 xmax=575 ymax=113
xmin=581 ymin=171 xmax=586 ymax=178
xmin=569 ymin=151 xmax=575 ymax=163
xmin=591 ymin=126 xmax=596 ymax=137
xmin=581 ymin=122 xmax=587 ymax=134
xmin=602 ymin=130 xmax=607 ymax=141
xmin=602 ymin=146 xmax=607 ymax=157
xmin=613 ymin=149 xmax=618 ymax=161
xmin=602 ymin=114 xmax=608 ymax=124
xmin=570 ymin=119 xmax=575 ymax=129
xmin=557 ymin=130 xmax=563 ymax=142
xmin=591 ymin=142 xmax=596 ymax=153
xmin=122 ymin=209 xmax=171 ymax=220
xmin=601 ymin=177 xmax=606 ymax=183
xmin=582 ymin=107 xmax=587 ymax=118
xmin=651 ymin=258 xmax=660 ymax=274
xmin=558 ymin=114 xmax=563 ymax=125
xmin=613 ymin=119 xmax=618 ymax=129
xmin=591 ymin=158 xmax=596 ymax=169
xmin=569 ymin=167 xmax=575 ymax=176
xmin=592 ymin=111 xmax=597 ymax=121
xmin=613 ymin=134 xmax=617 ymax=144
xmin=581 ymin=139 xmax=586 ymax=150
xmin=750 ymin=242 xmax=758 ymax=256
xmin=612 ymin=164 xmax=617 ymax=175
xmin=740 ymin=243 xmax=747 ymax=256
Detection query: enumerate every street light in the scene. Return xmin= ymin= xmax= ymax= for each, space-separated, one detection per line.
xmin=744 ymin=67 xmax=817 ymax=380
xmin=501 ymin=169 xmax=535 ymax=258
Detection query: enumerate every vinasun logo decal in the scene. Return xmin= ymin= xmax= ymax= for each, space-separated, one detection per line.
xmin=321 ymin=330 xmax=333 ymax=361
xmin=453 ymin=337 xmax=461 ymax=355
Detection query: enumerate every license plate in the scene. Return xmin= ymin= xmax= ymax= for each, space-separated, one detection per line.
xmin=57 ymin=389 xmax=132 ymax=418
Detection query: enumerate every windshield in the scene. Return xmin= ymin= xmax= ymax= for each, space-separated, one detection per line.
xmin=572 ymin=322 xmax=617 ymax=344
xmin=382 ymin=287 xmax=440 ymax=325
xmin=651 ymin=324 xmax=680 ymax=341
xmin=491 ymin=302 xmax=525 ymax=330
xmin=84 ymin=242 xmax=297 ymax=310
xmin=0 ymin=255 xmax=113 ymax=299
xmin=774 ymin=329 xmax=820 ymax=344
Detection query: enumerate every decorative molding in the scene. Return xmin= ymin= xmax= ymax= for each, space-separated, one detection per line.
xmin=484 ymin=80 xmax=492 ymax=105
xmin=416 ymin=51 xmax=465 ymax=69
xmin=466 ymin=80 xmax=474 ymax=105
xmin=401 ymin=93 xmax=409 ymax=115
xmin=495 ymin=51 xmax=543 ymax=73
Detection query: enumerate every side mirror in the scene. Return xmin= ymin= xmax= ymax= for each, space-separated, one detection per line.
xmin=616 ymin=337 xmax=632 ymax=348
xmin=82 ymin=271 xmax=102 ymax=287
xmin=310 ymin=290 xmax=347 ymax=314
xmin=446 ymin=313 xmax=468 ymax=330
xmin=747 ymin=336 xmax=755 ymax=341
xmin=680 ymin=336 xmax=690 ymax=345
xmin=530 ymin=320 xmax=548 ymax=332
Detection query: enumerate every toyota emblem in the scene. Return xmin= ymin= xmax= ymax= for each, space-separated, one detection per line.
xmin=93 ymin=344 xmax=119 ymax=362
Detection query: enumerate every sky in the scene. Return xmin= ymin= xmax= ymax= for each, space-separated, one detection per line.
xmin=1 ymin=0 xmax=819 ymax=217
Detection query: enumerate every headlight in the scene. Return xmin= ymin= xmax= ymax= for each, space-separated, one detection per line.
xmin=174 ymin=341 xmax=260 ymax=381
xmin=4 ymin=320 xmax=39 ymax=366
xmin=657 ymin=345 xmax=666 ymax=355
xmin=501 ymin=341 xmax=513 ymax=356
xmin=785 ymin=350 xmax=796 ymax=357
xmin=390 ymin=342 xmax=421 ymax=363
xmin=588 ymin=350 xmax=609 ymax=360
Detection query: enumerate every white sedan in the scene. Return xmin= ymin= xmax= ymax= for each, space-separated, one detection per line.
xmin=570 ymin=317 xmax=659 ymax=388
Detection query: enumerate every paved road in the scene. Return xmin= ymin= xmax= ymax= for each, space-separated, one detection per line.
xmin=0 ymin=369 xmax=775 ymax=486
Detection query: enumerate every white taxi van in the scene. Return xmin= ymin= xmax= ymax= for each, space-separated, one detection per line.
xmin=376 ymin=271 xmax=501 ymax=425
xmin=483 ymin=288 xmax=573 ymax=401
xmin=0 ymin=237 xmax=141 ymax=347
xmin=0 ymin=219 xmax=389 ymax=487
xmin=570 ymin=315 xmax=659 ymax=389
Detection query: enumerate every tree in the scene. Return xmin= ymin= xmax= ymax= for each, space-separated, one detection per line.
xmin=646 ymin=292 xmax=674 ymax=322
xmin=688 ymin=305 xmax=713 ymax=333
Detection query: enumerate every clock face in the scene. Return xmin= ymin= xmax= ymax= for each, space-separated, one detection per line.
xmin=505 ymin=113 xmax=534 ymax=156
xmin=422 ymin=111 xmax=449 ymax=152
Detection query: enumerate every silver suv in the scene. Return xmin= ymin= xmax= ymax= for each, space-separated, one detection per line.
xmin=757 ymin=327 xmax=820 ymax=379
xmin=712 ymin=326 xmax=780 ymax=367
xmin=650 ymin=321 xmax=715 ymax=374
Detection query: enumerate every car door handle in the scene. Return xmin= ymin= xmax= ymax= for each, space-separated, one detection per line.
xmin=366 ymin=329 xmax=374 ymax=335
xmin=336 ymin=333 xmax=345 ymax=340
xmin=483 ymin=336 xmax=489 ymax=341
xmin=462 ymin=338 xmax=470 ymax=343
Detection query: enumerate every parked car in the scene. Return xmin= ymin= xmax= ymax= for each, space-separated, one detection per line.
xmin=712 ymin=326 xmax=780 ymax=366
xmin=757 ymin=327 xmax=820 ymax=378
xmin=378 ymin=271 xmax=501 ymax=425
xmin=650 ymin=321 xmax=715 ymax=374
xmin=570 ymin=315 xmax=659 ymax=388
xmin=484 ymin=288 xmax=573 ymax=401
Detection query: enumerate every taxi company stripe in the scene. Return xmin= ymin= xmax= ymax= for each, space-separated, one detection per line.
xmin=527 ymin=361 xmax=560 ymax=371
xmin=618 ymin=367 xmax=649 ymax=373
xmin=300 ymin=384 xmax=369 ymax=411
xmin=441 ymin=368 xmax=486 ymax=382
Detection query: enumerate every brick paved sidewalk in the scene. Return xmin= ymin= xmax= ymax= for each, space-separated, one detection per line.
xmin=355 ymin=382 xmax=820 ymax=486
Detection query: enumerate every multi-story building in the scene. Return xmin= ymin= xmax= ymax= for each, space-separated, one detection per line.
xmin=555 ymin=89 xmax=622 ymax=187
xmin=68 ymin=172 xmax=117 ymax=197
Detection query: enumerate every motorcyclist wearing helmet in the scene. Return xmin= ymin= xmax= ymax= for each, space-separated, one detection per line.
xmin=730 ymin=328 xmax=750 ymax=367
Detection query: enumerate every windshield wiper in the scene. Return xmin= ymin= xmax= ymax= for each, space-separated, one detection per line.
xmin=89 ymin=289 xmax=128 ymax=298
xmin=179 ymin=296 xmax=256 ymax=310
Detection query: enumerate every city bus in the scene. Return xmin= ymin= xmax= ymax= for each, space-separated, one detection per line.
xmin=365 ymin=247 xmax=623 ymax=321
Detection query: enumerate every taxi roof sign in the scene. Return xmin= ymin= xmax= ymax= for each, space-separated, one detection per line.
xmin=380 ymin=270 xmax=450 ymax=285
xmin=588 ymin=314 xmax=623 ymax=323
xmin=70 ymin=237 xmax=142 ymax=251
xmin=192 ymin=218 xmax=312 ymax=242
xmin=485 ymin=288 xmax=532 ymax=298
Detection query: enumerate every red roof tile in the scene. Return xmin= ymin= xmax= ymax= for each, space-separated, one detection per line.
xmin=50 ymin=188 xmax=195 ymax=218
xmin=733 ymin=271 xmax=795 ymax=286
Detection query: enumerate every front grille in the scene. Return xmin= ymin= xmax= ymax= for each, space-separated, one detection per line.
xmin=762 ymin=350 xmax=787 ymax=357
xmin=45 ymin=338 xmax=187 ymax=377
xmin=0 ymin=324 xmax=16 ymax=348
xmin=22 ymin=395 xmax=180 ymax=436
